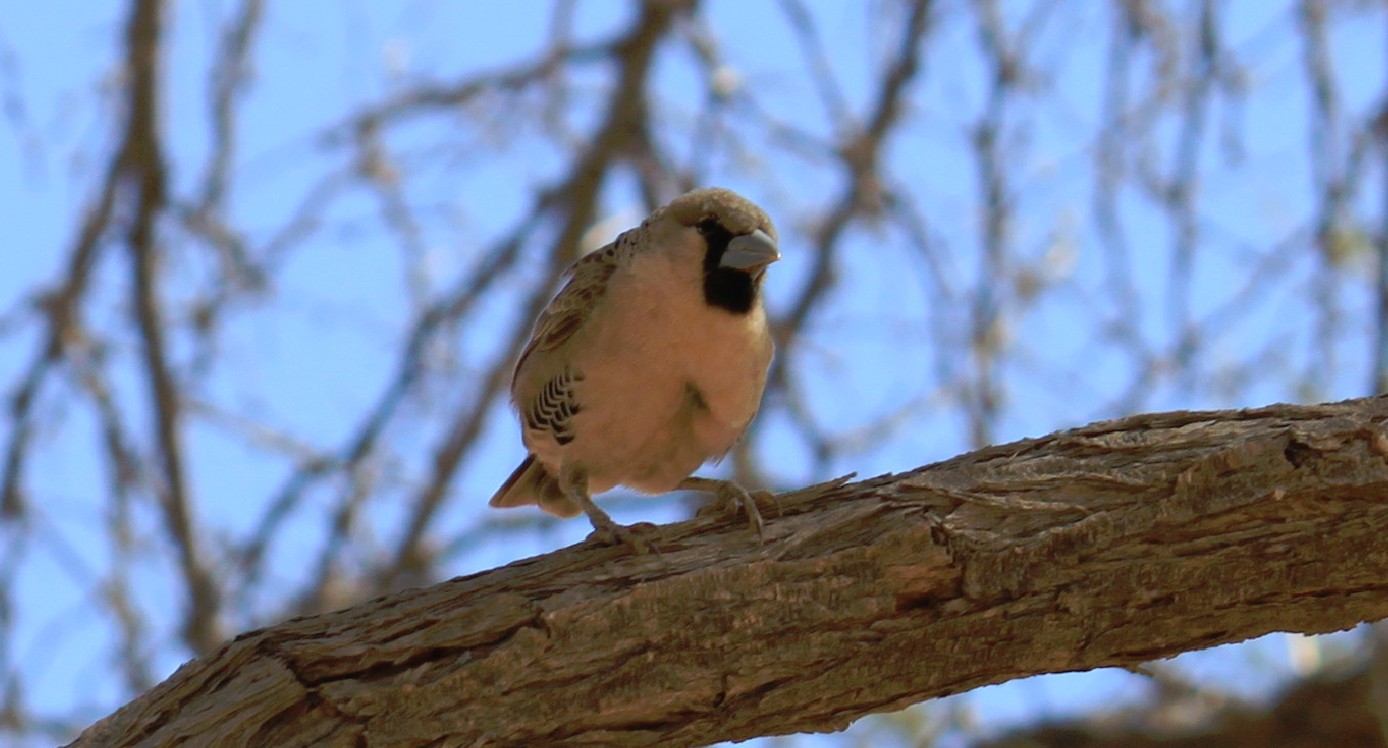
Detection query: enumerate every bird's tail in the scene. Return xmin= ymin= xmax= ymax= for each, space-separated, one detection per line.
xmin=488 ymin=455 xmax=581 ymax=518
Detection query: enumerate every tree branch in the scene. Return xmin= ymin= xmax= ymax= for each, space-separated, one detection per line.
xmin=71 ymin=395 xmax=1388 ymax=747
xmin=979 ymin=663 xmax=1382 ymax=747
xmin=119 ymin=0 xmax=224 ymax=656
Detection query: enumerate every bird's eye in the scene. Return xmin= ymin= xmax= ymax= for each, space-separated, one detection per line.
xmin=695 ymin=218 xmax=734 ymax=255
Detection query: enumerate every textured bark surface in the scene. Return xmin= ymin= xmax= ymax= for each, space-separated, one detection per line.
xmin=72 ymin=396 xmax=1388 ymax=747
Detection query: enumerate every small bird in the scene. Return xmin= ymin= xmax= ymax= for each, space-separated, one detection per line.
xmin=489 ymin=187 xmax=781 ymax=550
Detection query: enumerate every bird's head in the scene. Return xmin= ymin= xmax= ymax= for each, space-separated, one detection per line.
xmin=650 ymin=188 xmax=780 ymax=314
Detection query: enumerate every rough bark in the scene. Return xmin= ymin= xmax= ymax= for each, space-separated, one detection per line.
xmin=71 ymin=396 xmax=1388 ymax=747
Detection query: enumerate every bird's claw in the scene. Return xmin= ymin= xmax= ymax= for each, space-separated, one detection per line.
xmin=586 ymin=519 xmax=659 ymax=554
xmin=718 ymin=484 xmax=775 ymax=541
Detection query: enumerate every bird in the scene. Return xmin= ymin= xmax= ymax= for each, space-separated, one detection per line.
xmin=488 ymin=187 xmax=781 ymax=551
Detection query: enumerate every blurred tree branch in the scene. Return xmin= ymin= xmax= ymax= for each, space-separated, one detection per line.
xmin=981 ymin=664 xmax=1383 ymax=748
xmin=72 ymin=395 xmax=1388 ymax=747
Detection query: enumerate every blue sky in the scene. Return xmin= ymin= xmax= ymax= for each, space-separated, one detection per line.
xmin=2 ymin=1 xmax=1385 ymax=745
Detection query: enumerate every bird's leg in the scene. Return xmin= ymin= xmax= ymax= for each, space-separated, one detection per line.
xmin=560 ymin=464 xmax=652 ymax=554
xmin=678 ymin=476 xmax=770 ymax=539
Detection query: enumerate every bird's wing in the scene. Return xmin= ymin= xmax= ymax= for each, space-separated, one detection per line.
xmin=513 ymin=237 xmax=626 ymax=378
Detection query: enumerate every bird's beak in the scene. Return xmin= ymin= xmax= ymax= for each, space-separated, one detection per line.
xmin=721 ymin=229 xmax=780 ymax=271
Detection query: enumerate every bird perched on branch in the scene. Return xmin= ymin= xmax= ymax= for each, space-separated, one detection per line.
xmin=489 ymin=187 xmax=781 ymax=551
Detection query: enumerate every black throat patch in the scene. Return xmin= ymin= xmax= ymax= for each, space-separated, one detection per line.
xmin=699 ymin=220 xmax=760 ymax=314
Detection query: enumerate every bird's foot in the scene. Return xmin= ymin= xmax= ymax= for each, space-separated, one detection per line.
xmin=585 ymin=518 xmax=660 ymax=555
xmin=720 ymin=483 xmax=771 ymax=540
xmin=687 ymin=478 xmax=776 ymax=541
xmin=562 ymin=464 xmax=659 ymax=554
